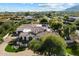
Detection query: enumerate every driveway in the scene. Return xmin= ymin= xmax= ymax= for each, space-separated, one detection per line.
xmin=0 ymin=35 xmax=37 ymax=56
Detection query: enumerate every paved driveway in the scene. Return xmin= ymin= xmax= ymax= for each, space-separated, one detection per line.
xmin=0 ymin=35 xmax=37 ymax=56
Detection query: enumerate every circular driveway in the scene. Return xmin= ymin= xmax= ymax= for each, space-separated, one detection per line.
xmin=0 ymin=36 xmax=37 ymax=56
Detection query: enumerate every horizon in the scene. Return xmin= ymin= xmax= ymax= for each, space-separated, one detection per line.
xmin=0 ymin=3 xmax=78 ymax=12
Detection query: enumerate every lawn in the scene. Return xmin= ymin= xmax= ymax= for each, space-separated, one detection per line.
xmin=5 ymin=44 xmax=26 ymax=52
xmin=66 ymin=48 xmax=73 ymax=56
xmin=66 ymin=48 xmax=73 ymax=54
xmin=66 ymin=47 xmax=79 ymax=56
xmin=5 ymin=44 xmax=18 ymax=52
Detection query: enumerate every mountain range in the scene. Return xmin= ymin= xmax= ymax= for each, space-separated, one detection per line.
xmin=65 ymin=4 xmax=79 ymax=11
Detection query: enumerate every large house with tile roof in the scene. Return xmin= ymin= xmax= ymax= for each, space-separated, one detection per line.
xmin=13 ymin=24 xmax=58 ymax=47
xmin=13 ymin=24 xmax=74 ymax=48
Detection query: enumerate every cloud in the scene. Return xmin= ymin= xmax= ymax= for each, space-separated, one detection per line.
xmin=38 ymin=3 xmax=77 ymax=11
xmin=0 ymin=3 xmax=78 ymax=12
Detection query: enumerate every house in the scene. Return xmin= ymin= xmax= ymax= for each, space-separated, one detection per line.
xmin=69 ymin=16 xmax=79 ymax=20
xmin=13 ymin=24 xmax=54 ymax=47
xmin=63 ymin=17 xmax=76 ymax=24
xmin=13 ymin=23 xmax=75 ymax=48
xmin=24 ymin=16 xmax=34 ymax=20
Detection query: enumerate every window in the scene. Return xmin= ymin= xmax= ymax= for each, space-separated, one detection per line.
xmin=28 ymin=36 xmax=33 ymax=41
xmin=24 ymin=37 xmax=26 ymax=40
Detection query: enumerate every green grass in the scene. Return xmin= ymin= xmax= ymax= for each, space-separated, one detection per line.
xmin=5 ymin=44 xmax=17 ymax=52
xmin=5 ymin=44 xmax=26 ymax=52
xmin=66 ymin=48 xmax=73 ymax=55
xmin=66 ymin=47 xmax=79 ymax=56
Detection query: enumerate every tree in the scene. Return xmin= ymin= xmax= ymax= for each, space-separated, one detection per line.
xmin=0 ymin=26 xmax=5 ymax=34
xmin=63 ymin=14 xmax=69 ymax=21
xmin=49 ymin=17 xmax=63 ymax=31
xmin=28 ymin=33 xmax=67 ymax=56
xmin=75 ymin=19 xmax=79 ymax=30
xmin=40 ymin=16 xmax=48 ymax=24
xmin=24 ymin=12 xmax=30 ymax=16
xmin=75 ymin=19 xmax=79 ymax=25
xmin=2 ymin=22 xmax=11 ymax=30
xmin=63 ymin=23 xmax=76 ymax=40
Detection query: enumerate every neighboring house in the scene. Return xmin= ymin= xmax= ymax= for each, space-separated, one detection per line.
xmin=69 ymin=16 xmax=79 ymax=20
xmin=68 ymin=18 xmax=75 ymax=22
xmin=63 ymin=17 xmax=76 ymax=24
xmin=24 ymin=16 xmax=34 ymax=20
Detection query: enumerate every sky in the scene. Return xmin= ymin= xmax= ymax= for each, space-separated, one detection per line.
xmin=0 ymin=3 xmax=78 ymax=12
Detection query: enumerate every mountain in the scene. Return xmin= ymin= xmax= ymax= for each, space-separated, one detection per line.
xmin=65 ymin=4 xmax=79 ymax=11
